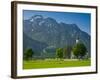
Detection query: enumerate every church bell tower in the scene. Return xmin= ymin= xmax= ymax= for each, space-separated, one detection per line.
xmin=76 ymin=36 xmax=79 ymax=44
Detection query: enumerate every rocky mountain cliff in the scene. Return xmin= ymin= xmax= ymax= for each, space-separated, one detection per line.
xmin=23 ymin=15 xmax=91 ymax=58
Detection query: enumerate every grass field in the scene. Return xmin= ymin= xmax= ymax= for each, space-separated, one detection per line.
xmin=23 ymin=59 xmax=91 ymax=69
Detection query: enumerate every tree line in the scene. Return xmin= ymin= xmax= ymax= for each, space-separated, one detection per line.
xmin=56 ymin=42 xmax=87 ymax=60
xmin=24 ymin=42 xmax=87 ymax=60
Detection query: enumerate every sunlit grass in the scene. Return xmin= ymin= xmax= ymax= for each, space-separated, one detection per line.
xmin=23 ymin=59 xmax=91 ymax=69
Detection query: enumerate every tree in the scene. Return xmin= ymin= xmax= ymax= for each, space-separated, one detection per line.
xmin=65 ymin=46 xmax=72 ymax=59
xmin=73 ymin=43 xmax=87 ymax=59
xmin=56 ymin=48 xmax=63 ymax=59
xmin=63 ymin=47 xmax=67 ymax=59
xmin=24 ymin=48 xmax=34 ymax=60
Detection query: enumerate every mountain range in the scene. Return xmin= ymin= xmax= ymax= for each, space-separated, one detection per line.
xmin=23 ymin=15 xmax=91 ymax=58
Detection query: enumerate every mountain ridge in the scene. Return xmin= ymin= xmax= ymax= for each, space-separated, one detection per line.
xmin=23 ymin=15 xmax=91 ymax=58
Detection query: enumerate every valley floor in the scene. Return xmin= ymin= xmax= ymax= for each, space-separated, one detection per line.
xmin=23 ymin=59 xmax=91 ymax=69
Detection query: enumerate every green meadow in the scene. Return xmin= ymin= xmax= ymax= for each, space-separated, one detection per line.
xmin=23 ymin=59 xmax=90 ymax=69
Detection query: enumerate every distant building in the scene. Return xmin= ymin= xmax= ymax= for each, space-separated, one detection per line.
xmin=71 ymin=37 xmax=80 ymax=59
xmin=71 ymin=37 xmax=89 ymax=59
xmin=76 ymin=37 xmax=79 ymax=44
